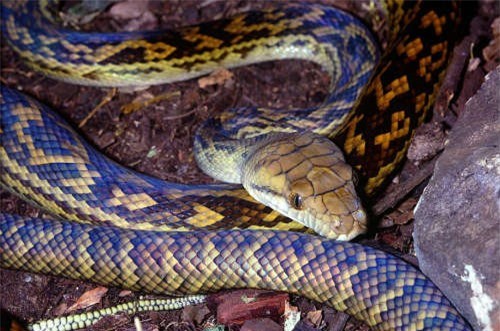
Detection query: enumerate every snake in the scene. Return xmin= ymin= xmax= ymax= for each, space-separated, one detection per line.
xmin=0 ymin=0 xmax=471 ymax=330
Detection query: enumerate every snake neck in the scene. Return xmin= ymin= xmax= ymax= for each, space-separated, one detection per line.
xmin=193 ymin=123 xmax=278 ymax=184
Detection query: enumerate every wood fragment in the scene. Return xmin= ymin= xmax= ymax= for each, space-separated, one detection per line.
xmin=372 ymin=157 xmax=437 ymax=217
xmin=322 ymin=308 xmax=351 ymax=331
xmin=210 ymin=290 xmax=288 ymax=326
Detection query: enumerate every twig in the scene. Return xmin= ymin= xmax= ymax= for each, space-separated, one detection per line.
xmin=372 ymin=157 xmax=437 ymax=216
xmin=78 ymin=88 xmax=117 ymax=128
xmin=120 ymin=90 xmax=180 ymax=115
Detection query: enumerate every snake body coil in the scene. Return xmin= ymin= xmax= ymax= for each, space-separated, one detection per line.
xmin=0 ymin=0 xmax=471 ymax=329
xmin=2 ymin=214 xmax=470 ymax=330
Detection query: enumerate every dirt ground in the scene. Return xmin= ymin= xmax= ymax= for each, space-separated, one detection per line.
xmin=1 ymin=1 xmax=498 ymax=330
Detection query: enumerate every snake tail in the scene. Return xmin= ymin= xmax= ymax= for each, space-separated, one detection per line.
xmin=28 ymin=296 xmax=207 ymax=331
xmin=0 ymin=214 xmax=471 ymax=331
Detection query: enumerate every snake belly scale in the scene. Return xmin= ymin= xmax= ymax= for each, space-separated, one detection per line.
xmin=0 ymin=0 xmax=471 ymax=330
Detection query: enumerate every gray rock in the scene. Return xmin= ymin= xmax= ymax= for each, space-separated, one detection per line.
xmin=413 ymin=67 xmax=500 ymax=331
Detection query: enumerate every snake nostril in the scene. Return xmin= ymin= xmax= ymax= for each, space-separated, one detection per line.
xmin=353 ymin=210 xmax=367 ymax=223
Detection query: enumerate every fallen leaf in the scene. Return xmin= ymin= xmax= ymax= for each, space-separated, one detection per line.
xmin=198 ymin=68 xmax=234 ymax=89
xmin=66 ymin=286 xmax=108 ymax=313
xmin=119 ymin=290 xmax=133 ymax=297
xmin=482 ymin=17 xmax=500 ymax=70
xmin=392 ymin=210 xmax=414 ymax=225
xmin=123 ymin=11 xmax=158 ymax=32
xmin=283 ymin=301 xmax=300 ymax=331
xmin=306 ymin=309 xmax=323 ymax=327
xmin=182 ymin=304 xmax=210 ymax=325
xmin=52 ymin=302 xmax=68 ymax=316
xmin=110 ymin=0 xmax=149 ymax=20
xmin=383 ymin=198 xmax=417 ymax=226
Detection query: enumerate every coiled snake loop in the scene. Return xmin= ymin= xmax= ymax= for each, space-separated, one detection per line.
xmin=0 ymin=1 xmax=470 ymax=330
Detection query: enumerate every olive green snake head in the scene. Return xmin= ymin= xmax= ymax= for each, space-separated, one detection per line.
xmin=196 ymin=131 xmax=367 ymax=240
xmin=244 ymin=132 xmax=367 ymax=239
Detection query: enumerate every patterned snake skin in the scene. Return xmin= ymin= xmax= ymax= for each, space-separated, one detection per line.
xmin=2 ymin=214 xmax=471 ymax=330
xmin=0 ymin=0 xmax=471 ymax=330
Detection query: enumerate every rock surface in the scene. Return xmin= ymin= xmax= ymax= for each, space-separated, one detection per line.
xmin=414 ymin=68 xmax=500 ymax=331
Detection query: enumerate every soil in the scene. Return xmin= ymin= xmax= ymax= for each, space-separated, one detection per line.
xmin=1 ymin=1 xmax=497 ymax=330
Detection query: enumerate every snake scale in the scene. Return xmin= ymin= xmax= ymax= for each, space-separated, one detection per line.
xmin=0 ymin=0 xmax=471 ymax=330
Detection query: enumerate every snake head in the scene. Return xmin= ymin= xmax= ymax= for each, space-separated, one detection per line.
xmin=242 ymin=132 xmax=367 ymax=240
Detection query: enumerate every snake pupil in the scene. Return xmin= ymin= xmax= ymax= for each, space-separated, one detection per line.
xmin=290 ymin=193 xmax=303 ymax=210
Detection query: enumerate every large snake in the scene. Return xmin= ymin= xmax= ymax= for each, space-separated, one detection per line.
xmin=0 ymin=0 xmax=471 ymax=330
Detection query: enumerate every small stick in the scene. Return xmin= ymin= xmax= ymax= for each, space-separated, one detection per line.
xmin=372 ymin=158 xmax=437 ymax=217
xmin=78 ymin=88 xmax=117 ymax=128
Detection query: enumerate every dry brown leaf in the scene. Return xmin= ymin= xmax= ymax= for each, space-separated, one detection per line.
xmin=306 ymin=309 xmax=323 ymax=327
xmin=181 ymin=304 xmax=210 ymax=325
xmin=109 ymin=1 xmax=158 ymax=31
xmin=384 ymin=198 xmax=417 ymax=226
xmin=66 ymin=286 xmax=108 ymax=313
xmin=52 ymin=302 xmax=68 ymax=316
xmin=118 ymin=289 xmax=133 ymax=297
xmin=482 ymin=17 xmax=500 ymax=64
xmin=392 ymin=210 xmax=414 ymax=225
xmin=110 ymin=1 xmax=149 ymax=20
xmin=198 ymin=68 xmax=234 ymax=89
xmin=124 ymin=11 xmax=158 ymax=31
xmin=399 ymin=198 xmax=417 ymax=212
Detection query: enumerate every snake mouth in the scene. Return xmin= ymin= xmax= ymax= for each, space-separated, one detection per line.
xmin=311 ymin=208 xmax=368 ymax=240
xmin=342 ymin=209 xmax=368 ymax=240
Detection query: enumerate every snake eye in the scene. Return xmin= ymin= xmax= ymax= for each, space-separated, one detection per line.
xmin=289 ymin=192 xmax=303 ymax=210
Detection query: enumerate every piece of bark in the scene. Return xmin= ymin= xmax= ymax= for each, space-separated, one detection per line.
xmin=210 ymin=289 xmax=288 ymax=325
